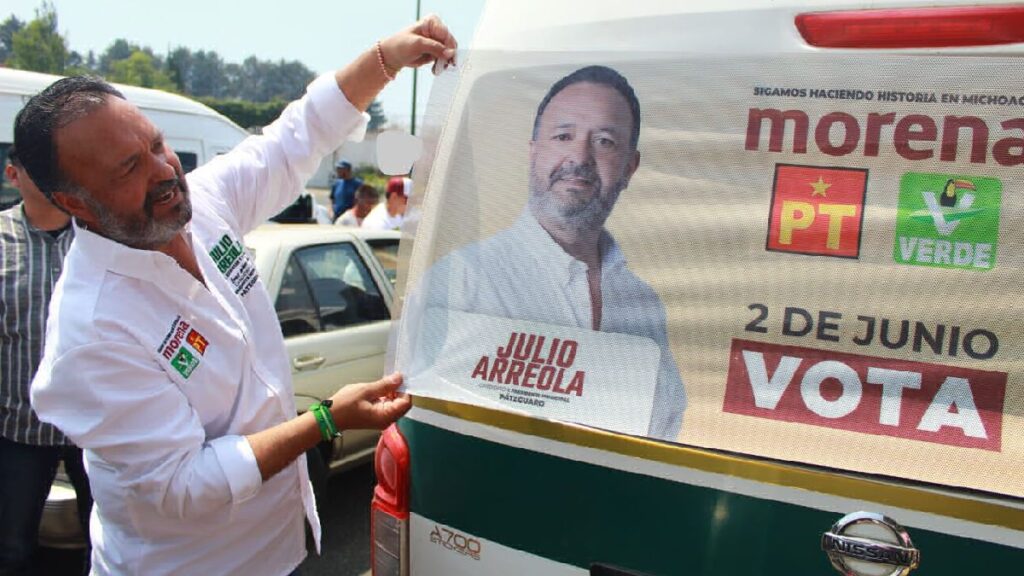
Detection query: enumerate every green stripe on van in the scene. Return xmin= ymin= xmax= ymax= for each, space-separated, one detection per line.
xmin=401 ymin=417 xmax=1024 ymax=575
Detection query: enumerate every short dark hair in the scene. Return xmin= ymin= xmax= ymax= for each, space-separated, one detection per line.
xmin=13 ymin=75 xmax=125 ymax=200
xmin=531 ymin=65 xmax=641 ymax=151
xmin=357 ymin=183 xmax=380 ymax=201
xmin=6 ymin=146 xmax=20 ymax=168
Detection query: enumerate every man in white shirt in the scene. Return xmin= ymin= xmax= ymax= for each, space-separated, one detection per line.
xmin=361 ymin=176 xmax=410 ymax=230
xmin=334 ymin=183 xmax=380 ymax=227
xmin=406 ymin=65 xmax=686 ymax=441
xmin=19 ymin=17 xmax=456 ymax=576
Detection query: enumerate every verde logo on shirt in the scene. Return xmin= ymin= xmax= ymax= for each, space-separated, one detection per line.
xmin=171 ymin=348 xmax=200 ymax=378
xmin=893 ymin=172 xmax=1002 ymax=271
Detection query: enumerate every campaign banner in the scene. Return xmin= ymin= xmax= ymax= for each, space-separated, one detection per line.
xmin=396 ymin=52 xmax=1024 ymax=498
xmin=724 ymin=339 xmax=1007 ymax=451
xmin=408 ymin=309 xmax=660 ymax=436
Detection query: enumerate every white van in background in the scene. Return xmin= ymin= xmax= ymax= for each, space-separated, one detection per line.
xmin=0 ymin=67 xmax=248 ymax=209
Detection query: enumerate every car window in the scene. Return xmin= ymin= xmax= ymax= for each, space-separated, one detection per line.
xmin=275 ymin=257 xmax=321 ymax=337
xmin=175 ymin=150 xmax=198 ymax=174
xmin=293 ymin=242 xmax=389 ymax=331
xmin=366 ymin=238 xmax=399 ymax=285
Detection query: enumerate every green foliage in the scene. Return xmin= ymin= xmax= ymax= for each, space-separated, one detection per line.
xmin=7 ymin=2 xmax=66 ymax=73
xmin=107 ymin=50 xmax=176 ymax=91
xmin=197 ymin=97 xmax=288 ymax=131
xmin=353 ymin=166 xmax=389 ymax=191
xmin=0 ymin=3 xmax=389 ymax=131
xmin=0 ymin=15 xmax=25 ymax=63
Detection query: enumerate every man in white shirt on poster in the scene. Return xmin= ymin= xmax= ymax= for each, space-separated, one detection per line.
xmin=406 ymin=65 xmax=686 ymax=441
xmin=20 ymin=17 xmax=456 ymax=576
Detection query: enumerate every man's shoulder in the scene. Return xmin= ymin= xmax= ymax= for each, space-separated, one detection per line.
xmin=0 ymin=205 xmax=22 ymax=232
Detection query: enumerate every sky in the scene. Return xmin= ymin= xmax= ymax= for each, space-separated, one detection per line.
xmin=4 ymin=0 xmax=487 ymax=130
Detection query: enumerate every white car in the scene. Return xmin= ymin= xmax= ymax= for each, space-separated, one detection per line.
xmin=41 ymin=224 xmax=400 ymax=548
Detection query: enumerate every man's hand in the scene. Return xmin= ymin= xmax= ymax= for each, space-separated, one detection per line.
xmin=335 ymin=15 xmax=459 ymax=111
xmin=380 ymin=15 xmax=458 ymax=71
xmin=328 ymin=373 xmax=411 ymax=430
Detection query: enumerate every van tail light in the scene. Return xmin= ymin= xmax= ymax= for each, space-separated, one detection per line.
xmin=372 ymin=424 xmax=410 ymax=576
xmin=796 ymin=6 xmax=1024 ymax=49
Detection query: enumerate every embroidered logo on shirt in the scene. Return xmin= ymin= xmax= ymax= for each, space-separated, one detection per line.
xmin=186 ymin=329 xmax=209 ymax=355
xmin=171 ymin=348 xmax=200 ymax=378
xmin=209 ymin=234 xmax=259 ymax=297
xmin=157 ymin=316 xmax=209 ymax=379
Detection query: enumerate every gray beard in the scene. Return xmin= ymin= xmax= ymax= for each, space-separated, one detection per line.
xmin=84 ymin=189 xmax=193 ymax=250
xmin=528 ymin=171 xmax=623 ymax=235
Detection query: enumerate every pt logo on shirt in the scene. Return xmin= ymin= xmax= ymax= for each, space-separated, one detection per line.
xmin=209 ymin=234 xmax=259 ymax=297
xmin=158 ymin=316 xmax=209 ymax=379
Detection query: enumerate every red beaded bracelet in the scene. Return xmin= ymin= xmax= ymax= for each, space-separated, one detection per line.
xmin=376 ymin=41 xmax=397 ymax=81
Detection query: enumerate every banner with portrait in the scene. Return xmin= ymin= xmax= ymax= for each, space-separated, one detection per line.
xmin=392 ymin=51 xmax=1024 ymax=498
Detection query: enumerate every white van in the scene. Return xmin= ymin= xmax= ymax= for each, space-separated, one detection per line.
xmin=0 ymin=67 xmax=248 ymax=208
xmin=373 ymin=1 xmax=1024 ymax=575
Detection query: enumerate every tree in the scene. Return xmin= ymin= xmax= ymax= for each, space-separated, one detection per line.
xmin=98 ymin=38 xmax=136 ymax=73
xmin=0 ymin=15 xmax=25 ymax=64
xmin=198 ymin=97 xmax=288 ymax=131
xmin=367 ymin=100 xmax=387 ymax=132
xmin=7 ymin=2 xmax=67 ymax=74
xmin=107 ymin=50 xmax=176 ymax=91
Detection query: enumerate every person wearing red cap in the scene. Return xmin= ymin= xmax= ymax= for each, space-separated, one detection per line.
xmin=362 ymin=176 xmax=410 ymax=230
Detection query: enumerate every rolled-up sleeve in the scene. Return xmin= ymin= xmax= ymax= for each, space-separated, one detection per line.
xmin=31 ymin=341 xmax=262 ymax=520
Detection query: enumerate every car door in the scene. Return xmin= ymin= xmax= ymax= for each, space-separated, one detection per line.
xmin=274 ymin=240 xmax=393 ymax=458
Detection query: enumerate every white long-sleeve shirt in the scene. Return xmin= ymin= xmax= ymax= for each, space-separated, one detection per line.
xmin=31 ymin=73 xmax=367 ymax=576
xmin=404 ymin=210 xmax=686 ymax=441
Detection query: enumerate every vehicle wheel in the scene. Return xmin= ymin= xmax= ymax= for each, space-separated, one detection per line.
xmin=306 ymin=445 xmax=329 ymax=509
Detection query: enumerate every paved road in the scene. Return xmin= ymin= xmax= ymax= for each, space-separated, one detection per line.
xmin=301 ymin=462 xmax=376 ymax=576
xmin=36 ymin=462 xmax=377 ymax=576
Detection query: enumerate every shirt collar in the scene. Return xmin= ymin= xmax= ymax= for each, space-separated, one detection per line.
xmin=71 ymin=219 xmax=191 ymax=283
xmin=14 ymin=203 xmax=73 ymax=242
xmin=512 ymin=210 xmax=627 ymax=287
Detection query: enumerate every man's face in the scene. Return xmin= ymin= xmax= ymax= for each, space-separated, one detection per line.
xmin=529 ymin=82 xmax=639 ymax=233
xmin=5 ymin=162 xmax=46 ymax=204
xmin=387 ymin=191 xmax=408 ymax=216
xmin=337 ymin=166 xmax=352 ymax=180
xmin=355 ymin=192 xmax=377 ymax=216
xmin=53 ymin=97 xmax=191 ymax=250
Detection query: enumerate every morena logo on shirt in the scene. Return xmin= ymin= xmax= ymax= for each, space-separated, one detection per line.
xmin=157 ymin=316 xmax=210 ymax=379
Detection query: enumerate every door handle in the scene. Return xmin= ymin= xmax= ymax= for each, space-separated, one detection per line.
xmin=292 ymin=354 xmax=326 ymax=371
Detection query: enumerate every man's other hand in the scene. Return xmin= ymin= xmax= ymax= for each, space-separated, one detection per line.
xmin=328 ymin=373 xmax=412 ymax=430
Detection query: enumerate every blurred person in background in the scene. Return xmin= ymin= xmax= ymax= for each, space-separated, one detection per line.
xmin=329 ymin=160 xmax=362 ymax=221
xmin=361 ymin=176 xmax=410 ymax=230
xmin=334 ymin=183 xmax=380 ymax=227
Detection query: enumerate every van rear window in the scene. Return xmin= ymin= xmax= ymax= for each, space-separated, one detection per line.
xmin=175 ymin=151 xmax=198 ymax=174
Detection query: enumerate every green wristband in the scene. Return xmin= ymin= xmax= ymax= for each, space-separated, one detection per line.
xmin=309 ymin=401 xmax=340 ymax=441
